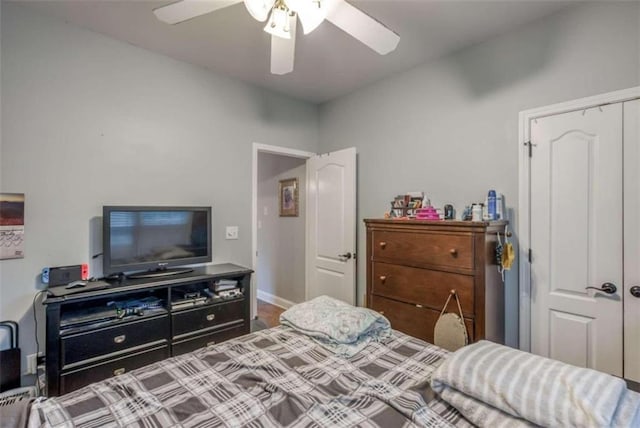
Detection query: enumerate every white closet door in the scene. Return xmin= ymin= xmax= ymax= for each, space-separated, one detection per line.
xmin=624 ymin=99 xmax=640 ymax=383
xmin=530 ymin=103 xmax=623 ymax=376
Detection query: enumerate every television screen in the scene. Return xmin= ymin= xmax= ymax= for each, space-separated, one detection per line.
xmin=103 ymin=206 xmax=212 ymax=275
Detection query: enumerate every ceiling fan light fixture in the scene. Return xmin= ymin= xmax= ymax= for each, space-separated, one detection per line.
xmin=244 ymin=0 xmax=275 ymax=22
xmin=264 ymin=5 xmax=292 ymax=39
xmin=153 ymin=0 xmax=400 ymax=75
xmin=286 ymin=0 xmax=326 ymax=34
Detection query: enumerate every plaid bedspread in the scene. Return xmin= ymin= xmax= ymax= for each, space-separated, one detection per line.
xmin=28 ymin=327 xmax=472 ymax=427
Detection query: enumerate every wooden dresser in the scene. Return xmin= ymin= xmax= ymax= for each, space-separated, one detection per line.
xmin=364 ymin=219 xmax=506 ymax=344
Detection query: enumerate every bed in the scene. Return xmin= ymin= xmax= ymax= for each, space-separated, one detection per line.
xmin=27 ymin=326 xmax=469 ymax=427
xmin=21 ymin=296 xmax=640 ymax=427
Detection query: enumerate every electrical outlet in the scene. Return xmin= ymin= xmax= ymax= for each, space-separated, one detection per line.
xmin=225 ymin=226 xmax=239 ymax=240
xmin=26 ymin=352 xmax=44 ymax=375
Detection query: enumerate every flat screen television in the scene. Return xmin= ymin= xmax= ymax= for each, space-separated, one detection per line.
xmin=103 ymin=206 xmax=212 ymax=279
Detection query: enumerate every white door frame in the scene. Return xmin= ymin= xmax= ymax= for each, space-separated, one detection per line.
xmin=518 ymin=86 xmax=640 ymax=352
xmin=251 ymin=143 xmax=316 ymax=319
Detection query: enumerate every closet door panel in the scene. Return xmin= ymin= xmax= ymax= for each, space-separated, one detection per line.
xmin=530 ymin=104 xmax=623 ymax=376
xmin=624 ymin=99 xmax=640 ymax=383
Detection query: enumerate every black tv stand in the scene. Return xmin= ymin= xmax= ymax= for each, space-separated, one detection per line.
xmin=127 ymin=267 xmax=194 ymax=279
xmin=43 ymin=263 xmax=252 ymax=396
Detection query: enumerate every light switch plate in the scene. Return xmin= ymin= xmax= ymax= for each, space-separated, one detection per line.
xmin=225 ymin=226 xmax=239 ymax=240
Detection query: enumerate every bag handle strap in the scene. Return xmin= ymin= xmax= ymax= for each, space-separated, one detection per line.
xmin=439 ymin=290 xmax=464 ymax=320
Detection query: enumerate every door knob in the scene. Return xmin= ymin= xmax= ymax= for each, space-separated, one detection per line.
xmin=630 ymin=286 xmax=640 ymax=298
xmin=338 ymin=252 xmax=352 ymax=260
xmin=585 ymin=282 xmax=617 ymax=295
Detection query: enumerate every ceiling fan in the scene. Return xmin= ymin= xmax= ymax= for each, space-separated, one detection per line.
xmin=153 ymin=0 xmax=400 ymax=75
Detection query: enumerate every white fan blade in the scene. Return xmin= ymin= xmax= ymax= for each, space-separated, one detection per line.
xmin=153 ymin=0 xmax=243 ymax=25
xmin=270 ymin=16 xmax=297 ymax=75
xmin=325 ymin=0 xmax=399 ymax=55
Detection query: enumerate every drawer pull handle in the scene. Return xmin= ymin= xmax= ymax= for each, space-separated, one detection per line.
xmin=378 ymin=311 xmax=385 ymax=315
xmin=113 ymin=368 xmax=126 ymax=376
xmin=416 ymin=304 xmax=423 ymax=308
xmin=449 ymin=248 xmax=458 ymax=256
xmin=113 ymin=335 xmax=126 ymax=344
xmin=379 ymin=241 xmax=387 ymax=249
xmin=206 ymin=341 xmax=216 ymax=347
xmin=206 ymin=314 xmax=216 ymax=321
xmin=379 ymin=275 xmax=387 ymax=283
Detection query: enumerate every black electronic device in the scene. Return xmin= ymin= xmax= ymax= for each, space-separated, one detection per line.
xmin=116 ymin=307 xmax=144 ymax=319
xmin=43 ymin=265 xmax=85 ymax=287
xmin=218 ymin=288 xmax=242 ymax=299
xmin=59 ymin=296 xmax=165 ymax=330
xmin=102 ymin=206 xmax=212 ymax=279
xmin=182 ymin=291 xmax=200 ymax=300
xmin=0 ymin=321 xmax=20 ymax=392
xmin=47 ymin=280 xmax=110 ymax=297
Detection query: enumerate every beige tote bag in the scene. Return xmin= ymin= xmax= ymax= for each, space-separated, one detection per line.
xmin=433 ymin=290 xmax=468 ymax=352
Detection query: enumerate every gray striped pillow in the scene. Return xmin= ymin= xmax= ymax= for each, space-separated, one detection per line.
xmin=431 ymin=341 xmax=630 ymax=427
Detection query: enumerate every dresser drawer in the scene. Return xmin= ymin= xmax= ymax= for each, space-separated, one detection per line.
xmin=172 ymin=300 xmax=244 ymax=338
xmin=372 ymin=230 xmax=473 ymax=270
xmin=60 ymin=345 xmax=169 ymax=394
xmin=371 ymin=295 xmax=473 ymax=344
xmin=372 ymin=262 xmax=474 ymax=316
xmin=172 ymin=324 xmax=247 ymax=356
xmin=61 ymin=316 xmax=169 ymax=366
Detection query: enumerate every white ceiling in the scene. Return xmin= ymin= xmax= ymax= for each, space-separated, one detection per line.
xmin=18 ymin=0 xmax=574 ymax=103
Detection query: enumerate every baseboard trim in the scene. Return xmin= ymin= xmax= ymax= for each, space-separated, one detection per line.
xmin=257 ymin=290 xmax=296 ymax=310
xmin=626 ymin=378 xmax=640 ymax=393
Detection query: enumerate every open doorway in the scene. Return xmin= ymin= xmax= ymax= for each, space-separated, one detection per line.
xmin=251 ymin=144 xmax=315 ymax=326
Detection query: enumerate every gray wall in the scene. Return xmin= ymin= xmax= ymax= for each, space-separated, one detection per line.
xmin=1 ymin=0 xmax=638 ymax=362
xmin=0 ymin=3 xmax=318 ymax=362
xmin=257 ymin=152 xmax=306 ymax=305
xmin=318 ymin=2 xmax=640 ymax=347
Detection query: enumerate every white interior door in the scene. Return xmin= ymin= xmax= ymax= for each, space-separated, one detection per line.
xmin=530 ymin=104 xmax=623 ymax=376
xmin=306 ymin=147 xmax=356 ymax=305
xmin=624 ymin=99 xmax=640 ymax=383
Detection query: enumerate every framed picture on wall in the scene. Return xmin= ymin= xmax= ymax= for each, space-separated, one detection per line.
xmin=279 ymin=178 xmax=298 ymax=217
xmin=0 ymin=193 xmax=25 ymax=260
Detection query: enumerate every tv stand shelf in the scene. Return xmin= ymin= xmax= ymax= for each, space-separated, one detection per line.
xmin=43 ymin=263 xmax=252 ymax=396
